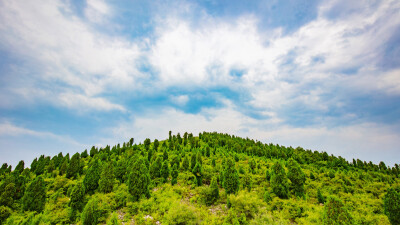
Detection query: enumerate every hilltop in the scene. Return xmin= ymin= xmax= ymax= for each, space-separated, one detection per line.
xmin=0 ymin=131 xmax=399 ymax=224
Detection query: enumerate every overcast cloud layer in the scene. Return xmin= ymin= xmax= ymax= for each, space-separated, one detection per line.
xmin=0 ymin=0 xmax=399 ymax=167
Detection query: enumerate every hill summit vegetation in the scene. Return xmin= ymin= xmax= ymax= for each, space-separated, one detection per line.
xmin=0 ymin=131 xmax=399 ymax=224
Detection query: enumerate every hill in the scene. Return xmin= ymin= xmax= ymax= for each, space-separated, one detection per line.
xmin=0 ymin=131 xmax=399 ymax=224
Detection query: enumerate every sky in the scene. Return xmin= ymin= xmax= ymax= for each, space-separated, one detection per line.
xmin=0 ymin=0 xmax=399 ymax=167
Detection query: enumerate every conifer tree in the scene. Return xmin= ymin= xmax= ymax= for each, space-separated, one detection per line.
xmin=81 ymin=198 xmax=101 ymax=225
xmin=83 ymin=159 xmax=100 ymax=194
xmin=69 ymin=182 xmax=85 ymax=212
xmin=210 ymin=176 xmax=219 ymax=203
xmin=154 ymin=139 xmax=159 ymax=151
xmin=384 ymin=188 xmax=400 ymax=225
xmin=287 ymin=158 xmax=306 ymax=197
xmin=249 ymin=158 xmax=256 ymax=174
xmin=196 ymin=151 xmax=203 ymax=166
xmin=66 ymin=152 xmax=81 ymax=179
xmin=223 ymin=158 xmax=239 ymax=194
xmin=171 ymin=164 xmax=178 ymax=185
xmin=150 ymin=156 xmax=162 ymax=179
xmin=190 ymin=152 xmax=197 ymax=170
xmin=128 ymin=157 xmax=150 ymax=201
xmin=182 ymin=155 xmax=190 ymax=171
xmin=161 ymin=160 xmax=170 ymax=183
xmin=60 ymin=158 xmax=68 ymax=176
xmin=14 ymin=160 xmax=24 ymax=174
xmin=271 ymin=161 xmax=288 ymax=198
xmin=0 ymin=183 xmax=15 ymax=208
xmin=192 ymin=162 xmax=203 ymax=186
xmin=163 ymin=148 xmax=169 ymax=161
xmin=22 ymin=176 xmax=46 ymax=213
xmin=99 ymin=162 xmax=115 ymax=193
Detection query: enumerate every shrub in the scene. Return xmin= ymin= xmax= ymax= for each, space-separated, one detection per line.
xmin=228 ymin=191 xmax=262 ymax=219
xmin=384 ymin=188 xmax=400 ymax=225
xmin=164 ymin=202 xmax=198 ymax=225
xmin=323 ymin=196 xmax=354 ymax=225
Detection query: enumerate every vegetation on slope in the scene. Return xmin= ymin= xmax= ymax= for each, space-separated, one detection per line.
xmin=0 ymin=131 xmax=399 ymax=224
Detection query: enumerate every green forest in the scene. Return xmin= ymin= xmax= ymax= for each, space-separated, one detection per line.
xmin=0 ymin=131 xmax=399 ymax=224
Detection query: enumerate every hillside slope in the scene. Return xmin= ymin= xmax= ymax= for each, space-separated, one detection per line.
xmin=0 ymin=131 xmax=399 ymax=224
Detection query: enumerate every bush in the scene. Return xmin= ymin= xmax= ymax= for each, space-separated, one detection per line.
xmin=81 ymin=194 xmax=112 ymax=225
xmin=323 ymin=196 xmax=354 ymax=225
xmin=0 ymin=206 xmax=11 ymax=224
xmin=164 ymin=202 xmax=199 ymax=225
xmin=228 ymin=191 xmax=262 ymax=219
xmin=384 ymin=188 xmax=400 ymax=225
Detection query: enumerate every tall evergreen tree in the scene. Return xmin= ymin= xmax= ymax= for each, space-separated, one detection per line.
xmin=161 ymin=160 xmax=170 ymax=183
xmin=182 ymin=155 xmax=190 ymax=171
xmin=192 ymin=162 xmax=203 ymax=186
xmin=99 ymin=162 xmax=115 ymax=193
xmin=271 ymin=161 xmax=289 ymax=198
xmin=69 ymin=182 xmax=85 ymax=211
xmin=154 ymin=139 xmax=159 ymax=151
xmin=22 ymin=176 xmax=46 ymax=213
xmin=222 ymin=158 xmax=239 ymax=194
xmin=150 ymin=156 xmax=162 ymax=179
xmin=210 ymin=176 xmax=219 ymax=203
xmin=384 ymin=188 xmax=400 ymax=225
xmin=60 ymin=159 xmax=68 ymax=176
xmin=83 ymin=159 xmax=100 ymax=194
xmin=14 ymin=160 xmax=24 ymax=174
xmin=0 ymin=183 xmax=15 ymax=208
xmin=287 ymin=158 xmax=306 ymax=197
xmin=171 ymin=164 xmax=178 ymax=185
xmin=190 ymin=152 xmax=197 ymax=170
xmin=127 ymin=157 xmax=150 ymax=201
xmin=66 ymin=152 xmax=81 ymax=179
xmin=242 ymin=170 xmax=252 ymax=192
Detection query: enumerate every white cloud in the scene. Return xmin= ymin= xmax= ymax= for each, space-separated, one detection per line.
xmin=85 ymin=0 xmax=110 ymax=24
xmin=170 ymin=95 xmax=189 ymax=106
xmin=0 ymin=0 xmax=142 ymax=111
xmin=58 ymin=92 xmax=126 ymax=112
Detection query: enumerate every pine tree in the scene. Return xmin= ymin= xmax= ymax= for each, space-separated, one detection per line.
xmin=210 ymin=176 xmax=219 ymax=203
xmin=163 ymin=148 xmax=169 ymax=161
xmin=128 ymin=157 xmax=150 ymax=201
xmin=66 ymin=152 xmax=81 ymax=179
xmin=287 ymin=158 xmax=306 ymax=197
xmin=196 ymin=151 xmax=203 ymax=166
xmin=317 ymin=188 xmax=325 ymax=204
xmin=60 ymin=159 xmax=68 ymax=176
xmin=271 ymin=161 xmax=289 ymax=198
xmin=192 ymin=162 xmax=203 ymax=186
xmin=150 ymin=156 xmax=162 ymax=179
xmin=154 ymin=139 xmax=159 ymax=151
xmin=161 ymin=160 xmax=170 ymax=183
xmin=182 ymin=155 xmax=190 ymax=171
xmin=190 ymin=152 xmax=197 ymax=170
xmin=384 ymin=188 xmax=400 ymax=225
xmin=171 ymin=164 xmax=178 ymax=185
xmin=69 ymin=182 xmax=85 ymax=211
xmin=14 ymin=160 xmax=25 ymax=174
xmin=144 ymin=138 xmax=151 ymax=150
xmin=249 ymin=158 xmax=256 ymax=174
xmin=22 ymin=176 xmax=46 ymax=213
xmin=83 ymin=159 xmax=100 ymax=194
xmin=0 ymin=183 xmax=15 ymax=208
xmin=81 ymin=198 xmax=101 ymax=225
xmin=222 ymin=158 xmax=239 ymax=194
xmin=99 ymin=162 xmax=115 ymax=193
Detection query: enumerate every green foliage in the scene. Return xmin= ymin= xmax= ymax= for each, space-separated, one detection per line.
xmin=0 ymin=182 xmax=15 ymax=208
xmin=106 ymin=212 xmax=121 ymax=225
xmin=223 ymin=158 xmax=240 ymax=194
xmin=271 ymin=161 xmax=289 ymax=198
xmin=317 ymin=188 xmax=326 ymax=204
xmin=83 ymin=159 xmax=100 ymax=194
xmin=22 ymin=176 xmax=46 ymax=213
xmin=99 ymin=162 xmax=115 ymax=193
xmin=66 ymin=152 xmax=81 ymax=179
xmin=81 ymin=198 xmax=100 ymax=225
xmin=14 ymin=160 xmax=24 ymax=174
xmin=192 ymin=162 xmax=203 ymax=186
xmin=182 ymin=155 xmax=190 ymax=171
xmin=228 ymin=190 xmax=262 ymax=219
xmin=0 ymin=206 xmax=11 ymax=224
xmin=323 ymin=196 xmax=354 ymax=225
xmin=171 ymin=164 xmax=178 ymax=185
xmin=150 ymin=156 xmax=162 ymax=179
xmin=384 ymin=188 xmax=400 ymax=225
xmin=210 ymin=176 xmax=220 ymax=203
xmin=190 ymin=152 xmax=197 ymax=170
xmin=128 ymin=157 xmax=150 ymax=201
xmin=69 ymin=182 xmax=85 ymax=211
xmin=287 ymin=158 xmax=305 ymax=197
xmin=161 ymin=160 xmax=170 ymax=183
xmin=242 ymin=170 xmax=252 ymax=192
xmin=164 ymin=202 xmax=199 ymax=225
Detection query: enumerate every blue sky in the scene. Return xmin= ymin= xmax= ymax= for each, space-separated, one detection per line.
xmin=0 ymin=0 xmax=400 ymax=167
